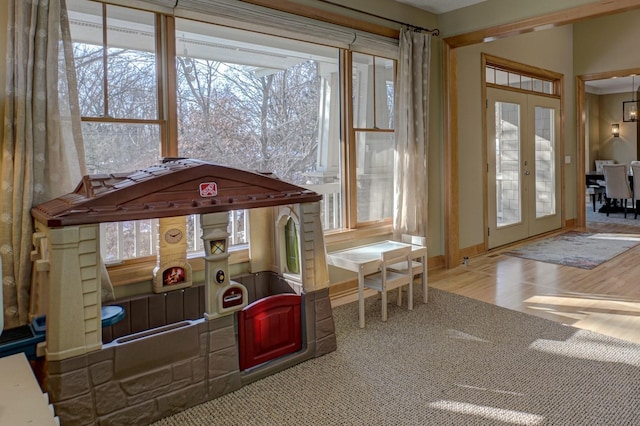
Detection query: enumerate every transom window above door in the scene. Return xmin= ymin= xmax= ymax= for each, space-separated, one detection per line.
xmin=486 ymin=64 xmax=557 ymax=95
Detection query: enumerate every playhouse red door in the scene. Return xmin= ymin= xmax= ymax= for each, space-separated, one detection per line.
xmin=238 ymin=294 xmax=302 ymax=371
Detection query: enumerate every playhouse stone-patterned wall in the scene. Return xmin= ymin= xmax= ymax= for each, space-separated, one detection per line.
xmin=46 ymin=287 xmax=335 ymax=425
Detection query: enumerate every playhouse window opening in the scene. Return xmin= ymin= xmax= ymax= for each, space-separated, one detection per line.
xmin=100 ymin=212 xmax=247 ymax=264
xmin=285 ymin=218 xmax=300 ymax=275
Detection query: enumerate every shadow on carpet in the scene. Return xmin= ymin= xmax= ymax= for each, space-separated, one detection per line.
xmin=503 ymin=231 xmax=640 ymax=269
xmin=152 ymin=288 xmax=640 ymax=426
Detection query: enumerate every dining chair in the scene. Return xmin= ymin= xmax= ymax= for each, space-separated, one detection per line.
xmin=631 ymin=162 xmax=640 ymax=218
xmin=602 ymin=164 xmax=633 ymax=218
xmin=390 ymin=234 xmax=427 ymax=304
xmin=364 ymin=246 xmax=413 ymax=322
xmin=595 ymin=159 xmax=615 ymax=173
xmin=586 ymin=184 xmax=605 ymax=212
xmin=591 ymin=160 xmax=615 ymax=208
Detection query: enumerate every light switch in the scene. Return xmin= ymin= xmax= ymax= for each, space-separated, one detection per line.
xmin=564 ymin=155 xmax=571 ymax=164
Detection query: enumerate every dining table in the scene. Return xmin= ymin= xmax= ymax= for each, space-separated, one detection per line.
xmin=327 ymin=240 xmax=427 ymax=328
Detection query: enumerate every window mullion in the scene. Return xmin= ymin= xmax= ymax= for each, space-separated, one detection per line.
xmin=101 ymin=3 xmax=109 ymax=118
xmin=372 ymin=56 xmax=377 ymax=129
xmin=341 ymin=50 xmax=357 ymax=229
xmin=161 ymin=14 xmax=179 ymax=157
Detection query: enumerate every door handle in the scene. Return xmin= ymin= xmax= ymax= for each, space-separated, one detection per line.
xmin=524 ymin=170 xmax=531 ymax=176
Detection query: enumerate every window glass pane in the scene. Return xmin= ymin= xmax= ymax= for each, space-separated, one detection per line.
xmin=532 ymin=79 xmax=543 ymax=93
xmin=534 ymin=106 xmax=556 ymax=218
xmin=101 ymin=219 xmax=157 ymax=263
xmin=106 ymin=5 xmax=157 ymax=120
xmin=175 ymin=19 xmax=342 ymax=231
xmin=495 ymin=102 xmax=521 ymax=227
xmin=508 ymin=72 xmax=520 ymax=89
xmin=485 ymin=66 xmax=495 ymax=84
xmin=376 ymin=57 xmax=395 ymax=129
xmin=68 ymin=0 xmax=105 ymax=116
xmin=68 ymin=1 xmax=158 ymax=119
xmin=355 ymin=131 xmax=394 ymax=223
xmin=352 ymin=53 xmax=394 ymax=130
xmin=285 ymin=218 xmax=300 ymax=274
xmin=82 ymin=122 xmax=161 ymax=174
xmin=495 ymin=69 xmax=508 ymax=86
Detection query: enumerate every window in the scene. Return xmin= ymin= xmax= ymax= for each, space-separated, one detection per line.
xmin=67 ymin=0 xmax=396 ymax=263
xmin=69 ymin=1 xmax=162 ymax=173
xmin=485 ymin=64 xmax=556 ymax=95
xmin=69 ymin=1 xmax=163 ymax=262
xmin=174 ymin=19 xmax=343 ymax=232
xmin=352 ymin=54 xmax=395 ymax=224
xmin=284 ymin=218 xmax=300 ymax=274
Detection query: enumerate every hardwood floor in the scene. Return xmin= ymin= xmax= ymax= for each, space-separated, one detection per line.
xmin=332 ymin=218 xmax=640 ymax=344
xmin=429 ymin=220 xmax=640 ymax=344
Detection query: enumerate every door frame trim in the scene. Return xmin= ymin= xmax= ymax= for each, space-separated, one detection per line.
xmin=576 ymin=67 xmax=640 ymax=229
xmin=441 ymin=1 xmax=640 ymax=268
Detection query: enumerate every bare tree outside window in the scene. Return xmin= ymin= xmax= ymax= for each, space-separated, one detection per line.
xmin=175 ymin=19 xmax=343 ymax=231
xmin=176 ymin=58 xmax=322 ymax=186
xmin=65 ymin=1 xmax=395 ymax=262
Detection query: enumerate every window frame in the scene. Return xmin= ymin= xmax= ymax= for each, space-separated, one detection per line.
xmin=69 ymin=1 xmax=397 ymax=277
xmin=348 ymin=52 xmax=397 ymax=227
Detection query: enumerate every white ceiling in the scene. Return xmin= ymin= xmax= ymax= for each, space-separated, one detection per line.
xmin=586 ymin=76 xmax=638 ymax=95
xmin=394 ymin=0 xmax=488 ymax=14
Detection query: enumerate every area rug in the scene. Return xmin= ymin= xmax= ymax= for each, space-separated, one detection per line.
xmin=586 ymin=206 xmax=640 ymax=228
xmin=152 ymin=288 xmax=640 ymax=425
xmin=503 ymin=231 xmax=640 ymax=269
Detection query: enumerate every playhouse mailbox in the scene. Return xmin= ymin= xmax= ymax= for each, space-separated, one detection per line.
xmin=219 ymin=283 xmax=247 ymax=311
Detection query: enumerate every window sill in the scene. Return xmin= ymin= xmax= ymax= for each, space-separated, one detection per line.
xmin=324 ymin=223 xmax=393 ymax=246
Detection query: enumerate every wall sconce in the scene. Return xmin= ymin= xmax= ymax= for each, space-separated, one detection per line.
xmin=612 ymin=123 xmax=620 ymax=137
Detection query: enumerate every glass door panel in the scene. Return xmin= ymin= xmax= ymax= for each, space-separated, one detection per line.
xmin=534 ymin=106 xmax=555 ymax=219
xmin=496 ymin=101 xmax=522 ymax=228
xmin=528 ymin=97 xmax=561 ymax=237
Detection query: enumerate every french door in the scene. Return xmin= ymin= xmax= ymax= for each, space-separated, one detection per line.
xmin=487 ymin=87 xmax=561 ymax=248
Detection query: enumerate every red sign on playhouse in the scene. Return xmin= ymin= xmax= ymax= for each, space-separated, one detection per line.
xmin=199 ymin=182 xmax=218 ymax=197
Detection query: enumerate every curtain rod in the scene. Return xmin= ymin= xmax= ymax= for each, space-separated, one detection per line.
xmin=316 ymin=0 xmax=440 ymax=36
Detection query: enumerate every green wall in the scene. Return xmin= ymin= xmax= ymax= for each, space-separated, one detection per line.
xmin=573 ymin=9 xmax=640 ymax=76
xmin=438 ymin=0 xmax=603 ymax=36
xmin=575 ymin=10 xmax=640 ymax=172
xmin=588 ymin=92 xmax=638 ymax=166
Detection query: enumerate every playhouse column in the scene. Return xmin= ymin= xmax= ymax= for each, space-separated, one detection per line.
xmin=299 ymin=202 xmax=330 ymax=292
xmin=45 ymin=224 xmax=102 ymax=361
xmin=200 ymin=213 xmax=247 ymax=320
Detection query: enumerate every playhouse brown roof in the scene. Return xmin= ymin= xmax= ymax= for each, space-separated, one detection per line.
xmin=31 ymin=158 xmax=322 ymax=227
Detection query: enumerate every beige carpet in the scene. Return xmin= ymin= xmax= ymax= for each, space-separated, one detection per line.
xmin=152 ymin=288 xmax=640 ymax=425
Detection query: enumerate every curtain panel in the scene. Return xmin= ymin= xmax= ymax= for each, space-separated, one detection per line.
xmin=393 ymin=27 xmax=431 ymax=238
xmin=1 ymin=0 xmax=85 ymax=328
